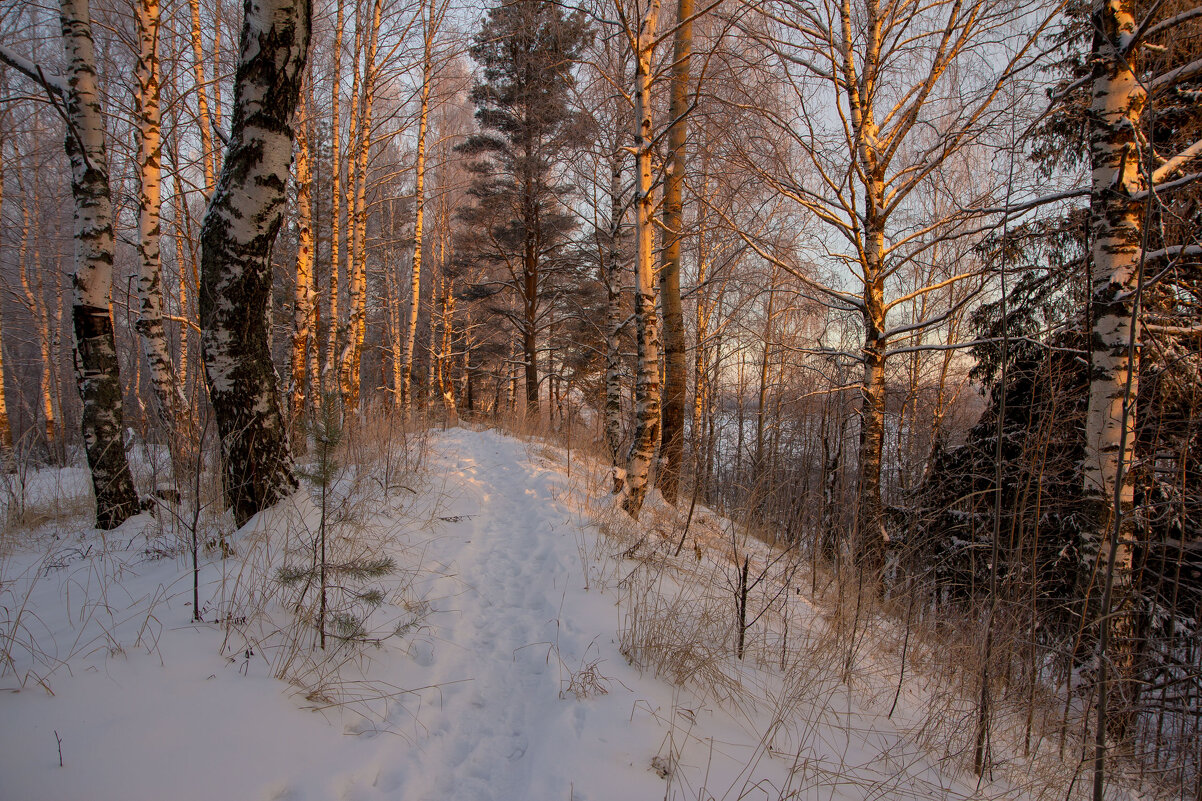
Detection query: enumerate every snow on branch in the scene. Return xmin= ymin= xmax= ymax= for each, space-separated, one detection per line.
xmin=1137 ymin=4 xmax=1202 ymax=43
xmin=0 ymin=46 xmax=66 ymax=96
xmin=1153 ymin=56 xmax=1202 ymax=91
xmin=1143 ymin=244 xmax=1202 ymax=262
xmin=1152 ymin=139 xmax=1202 ymax=184
xmin=965 ymin=187 xmax=1090 ymax=217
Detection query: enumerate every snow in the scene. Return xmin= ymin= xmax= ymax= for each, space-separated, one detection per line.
xmin=1 ymin=427 xmax=1027 ymax=800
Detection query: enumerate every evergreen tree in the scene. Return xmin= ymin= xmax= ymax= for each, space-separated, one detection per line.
xmin=455 ymin=0 xmax=592 ymax=419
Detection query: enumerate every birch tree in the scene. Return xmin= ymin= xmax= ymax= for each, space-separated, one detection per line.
xmin=1 ymin=0 xmax=141 ymax=528
xmin=611 ymin=0 xmax=662 ymax=517
xmin=199 ymin=0 xmax=309 ymax=526
xmin=133 ymin=0 xmax=192 ymax=456
xmin=731 ymin=0 xmax=1057 ymax=574
xmin=290 ymin=84 xmax=316 ymax=446
xmin=1075 ymin=0 xmax=1202 ymax=761
xmin=401 ymin=0 xmax=449 ymax=413
xmin=0 ymin=130 xmax=11 ymax=452
xmin=325 ymin=0 xmax=345 ymax=392
xmin=338 ymin=0 xmax=386 ymax=412
xmin=12 ymin=189 xmax=61 ymax=457
xmin=186 ymin=0 xmax=218 ymax=195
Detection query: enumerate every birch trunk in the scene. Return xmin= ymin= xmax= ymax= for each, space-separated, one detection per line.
xmin=754 ymin=269 xmax=777 ymax=481
xmin=657 ymin=0 xmax=694 ymax=505
xmin=324 ymin=0 xmax=344 ymax=392
xmin=403 ymin=21 xmax=433 ymax=413
xmin=855 ymin=217 xmax=889 ymax=576
xmin=691 ymin=219 xmax=710 ymax=469
xmin=1085 ymin=0 xmax=1145 ymax=741
xmin=692 ymin=161 xmax=713 ymax=492
xmin=439 ymin=277 xmax=458 ymax=422
xmin=0 ymin=302 xmax=9 ymax=452
xmin=604 ymin=154 xmax=625 ymax=487
xmin=339 ymin=0 xmax=382 ymax=413
xmin=187 ymin=0 xmax=216 ymax=195
xmin=388 ymin=249 xmax=403 ymax=404
xmin=134 ymin=0 xmax=192 ymax=453
xmin=621 ymin=1 xmax=662 ymax=519
xmin=840 ymin=0 xmax=890 ymax=577
xmin=16 ymin=204 xmax=58 ymax=454
xmin=290 ymin=88 xmax=316 ymax=447
xmin=169 ymin=185 xmax=196 ymax=393
xmin=199 ymin=0 xmax=307 ymax=527
xmin=61 ymin=0 xmax=141 ymax=527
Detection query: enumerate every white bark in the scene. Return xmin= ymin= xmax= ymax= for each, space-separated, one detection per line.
xmin=186 ymin=0 xmax=216 ymax=195
xmin=134 ymin=0 xmax=191 ymax=452
xmin=1084 ymin=0 xmax=1146 ymax=744
xmin=0 ymin=147 xmax=11 ymax=451
xmin=61 ymin=0 xmax=140 ymax=527
xmin=403 ymin=16 xmax=433 ymax=413
xmin=325 ymin=0 xmax=344 ymax=393
xmin=200 ymin=0 xmax=308 ymax=526
xmin=620 ymin=0 xmax=662 ymax=519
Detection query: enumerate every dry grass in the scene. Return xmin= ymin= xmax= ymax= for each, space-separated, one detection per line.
xmin=491 ymin=411 xmax=1119 ymax=800
xmin=210 ymin=408 xmax=442 ymax=728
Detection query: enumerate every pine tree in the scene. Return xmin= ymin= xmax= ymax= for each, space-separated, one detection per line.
xmin=279 ymin=394 xmax=395 ymax=649
xmin=455 ymin=0 xmax=592 ymax=420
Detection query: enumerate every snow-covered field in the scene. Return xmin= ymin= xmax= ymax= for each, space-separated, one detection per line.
xmin=0 ymin=427 xmax=1040 ymax=800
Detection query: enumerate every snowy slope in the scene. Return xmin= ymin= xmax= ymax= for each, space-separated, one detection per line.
xmin=0 ymin=427 xmax=1020 ymax=801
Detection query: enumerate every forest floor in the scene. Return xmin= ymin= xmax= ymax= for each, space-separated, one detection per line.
xmin=0 ymin=426 xmax=1063 ymax=800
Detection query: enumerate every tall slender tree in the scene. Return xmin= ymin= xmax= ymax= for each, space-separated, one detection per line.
xmin=612 ymin=0 xmax=662 ymax=517
xmin=656 ymin=0 xmax=696 ymax=504
xmin=1 ymin=0 xmax=142 ymax=529
xmin=133 ymin=0 xmax=192 ymax=457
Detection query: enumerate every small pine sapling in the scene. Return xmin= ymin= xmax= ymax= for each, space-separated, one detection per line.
xmin=279 ymin=393 xmax=395 ymax=648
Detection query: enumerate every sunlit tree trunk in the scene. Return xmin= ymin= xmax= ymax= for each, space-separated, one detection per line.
xmin=168 ymin=180 xmax=196 ymax=395
xmin=15 ymin=203 xmax=58 ymax=455
xmin=340 ymin=0 xmax=383 ymax=413
xmin=0 ymin=149 xmax=11 ymax=451
xmin=837 ymin=0 xmax=889 ymax=576
xmin=1085 ymin=0 xmax=1145 ymax=746
xmin=199 ymin=0 xmax=308 ymax=527
xmin=657 ymin=0 xmax=694 ymax=504
xmin=187 ymin=0 xmax=216 ymax=194
xmin=324 ymin=0 xmax=344 ymax=394
xmin=438 ymin=276 xmax=458 ymax=422
xmin=691 ymin=162 xmax=713 ymax=492
xmin=856 ymin=241 xmax=889 ymax=577
xmin=134 ymin=0 xmax=192 ymax=455
xmin=290 ymin=86 xmax=316 ymax=447
xmin=338 ymin=13 xmax=364 ymax=410
xmin=621 ymin=0 xmax=662 ymax=518
xmin=388 ymin=246 xmax=403 ymax=404
xmin=31 ymin=0 xmax=141 ymax=526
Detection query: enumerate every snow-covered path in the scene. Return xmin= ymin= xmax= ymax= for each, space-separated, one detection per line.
xmin=373 ymin=428 xmax=666 ymax=801
xmin=1 ymin=427 xmax=1012 ymax=801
